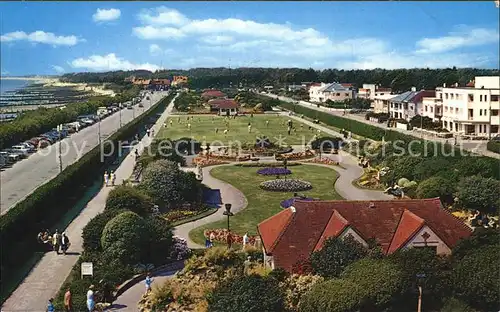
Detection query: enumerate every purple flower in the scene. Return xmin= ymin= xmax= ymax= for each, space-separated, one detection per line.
xmin=257 ymin=167 xmax=292 ymax=176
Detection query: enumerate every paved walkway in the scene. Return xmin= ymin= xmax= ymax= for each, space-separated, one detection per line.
xmin=174 ymin=164 xmax=248 ymax=249
xmin=1 ymin=93 xmax=177 ymax=312
xmin=263 ymin=93 xmax=500 ymax=159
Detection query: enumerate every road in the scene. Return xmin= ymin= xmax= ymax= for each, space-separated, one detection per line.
xmin=261 ymin=93 xmax=500 ymax=159
xmin=0 ymin=91 xmax=168 ymax=214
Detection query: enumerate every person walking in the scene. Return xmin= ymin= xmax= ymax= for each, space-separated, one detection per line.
xmin=52 ymin=230 xmax=61 ymax=254
xmin=146 ymin=128 xmax=151 ymax=137
xmin=209 ymin=232 xmax=215 ymax=247
xmin=47 ymin=298 xmax=55 ymax=312
xmin=103 ymin=171 xmax=109 ymax=187
xmin=242 ymin=232 xmax=249 ymax=249
xmin=145 ymin=273 xmax=153 ymax=294
xmin=151 ymin=128 xmax=155 ymax=137
xmin=110 ymin=170 xmax=116 ymax=186
xmin=64 ymin=288 xmax=73 ymax=312
xmin=61 ymin=232 xmax=70 ymax=255
xmin=86 ymin=285 xmax=95 ymax=312
xmin=226 ymin=232 xmax=233 ymax=250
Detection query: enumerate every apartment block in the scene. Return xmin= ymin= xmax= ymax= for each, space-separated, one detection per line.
xmin=388 ymin=88 xmax=435 ymax=120
xmin=422 ymin=76 xmax=500 ymax=137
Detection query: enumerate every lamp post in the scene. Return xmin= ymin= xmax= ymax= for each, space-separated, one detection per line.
xmin=97 ymin=116 xmax=102 ymax=146
xmin=119 ymin=103 xmax=123 ymax=128
xmin=416 ymin=273 xmax=426 ymax=312
xmin=57 ymin=124 xmax=63 ymax=173
xmin=223 ymin=203 xmax=233 ymax=232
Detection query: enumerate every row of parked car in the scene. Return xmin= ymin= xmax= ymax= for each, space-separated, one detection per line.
xmin=0 ymin=95 xmax=148 ymax=169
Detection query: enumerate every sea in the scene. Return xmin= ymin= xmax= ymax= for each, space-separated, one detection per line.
xmin=0 ymin=78 xmax=32 ymax=95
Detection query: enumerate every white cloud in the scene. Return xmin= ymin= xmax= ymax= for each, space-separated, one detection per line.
xmin=415 ymin=27 xmax=499 ymax=54
xmin=52 ymin=65 xmax=65 ymax=73
xmin=199 ymin=35 xmax=234 ymax=45
xmin=149 ymin=44 xmax=162 ymax=55
xmin=93 ymin=8 xmax=121 ymax=23
xmin=0 ymin=31 xmax=81 ymax=46
xmin=70 ymin=53 xmax=160 ymax=72
xmin=138 ymin=7 xmax=189 ymax=26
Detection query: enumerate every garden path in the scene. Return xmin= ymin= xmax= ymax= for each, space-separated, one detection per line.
xmin=1 ymin=93 xmax=177 ymax=312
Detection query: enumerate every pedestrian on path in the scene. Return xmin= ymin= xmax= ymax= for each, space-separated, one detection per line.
xmin=110 ymin=170 xmax=116 ymax=186
xmin=61 ymin=232 xmax=70 ymax=255
xmin=86 ymin=285 xmax=95 ymax=312
xmin=226 ymin=231 xmax=233 ymax=250
xmin=145 ymin=273 xmax=153 ymax=294
xmin=210 ymin=232 xmax=215 ymax=247
xmin=46 ymin=298 xmax=55 ymax=312
xmin=151 ymin=128 xmax=155 ymax=137
xmin=64 ymin=288 xmax=73 ymax=312
xmin=146 ymin=128 xmax=151 ymax=137
xmin=103 ymin=171 xmax=109 ymax=187
xmin=52 ymin=230 xmax=61 ymax=254
xmin=242 ymin=232 xmax=249 ymax=249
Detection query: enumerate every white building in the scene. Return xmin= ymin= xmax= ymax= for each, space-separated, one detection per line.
xmin=423 ymin=76 xmax=500 ymax=137
xmin=373 ymin=93 xmax=397 ymax=113
xmin=388 ymin=88 xmax=435 ymax=120
xmin=358 ymin=84 xmax=392 ymax=100
xmin=309 ymin=83 xmax=356 ymax=103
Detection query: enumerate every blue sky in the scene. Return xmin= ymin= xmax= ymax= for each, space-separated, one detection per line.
xmin=1 ymin=2 xmax=499 ymax=75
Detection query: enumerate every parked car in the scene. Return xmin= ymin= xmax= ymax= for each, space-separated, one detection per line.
xmin=20 ymin=142 xmax=36 ymax=152
xmin=80 ymin=118 xmax=95 ymax=126
xmin=29 ymin=137 xmax=51 ymax=148
xmin=40 ymin=133 xmax=57 ymax=144
xmin=11 ymin=145 xmax=31 ymax=157
xmin=138 ymin=103 xmax=144 ymax=108
xmin=0 ymin=151 xmax=20 ymax=164
xmin=5 ymin=148 xmax=28 ymax=159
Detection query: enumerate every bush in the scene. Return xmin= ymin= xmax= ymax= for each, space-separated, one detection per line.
xmin=299 ymin=279 xmax=362 ymax=312
xmin=101 ymin=211 xmax=150 ymax=265
xmin=310 ymin=236 xmax=367 ymax=278
xmin=440 ymin=298 xmax=478 ymax=312
xmin=82 ymin=209 xmax=125 ymax=251
xmin=259 ymin=179 xmax=312 ymax=192
xmin=145 ymin=216 xmax=174 ymax=265
xmin=486 ymin=140 xmax=500 ymax=154
xmin=105 ymin=185 xmax=153 ymax=216
xmin=456 ymin=175 xmax=500 ymax=214
xmin=452 ymin=227 xmax=500 ymax=261
xmin=207 ymin=274 xmax=285 ymax=312
xmin=310 ymin=136 xmax=342 ymax=150
xmin=416 ymin=176 xmax=455 ymax=204
xmin=341 ymin=258 xmax=404 ymax=309
xmin=452 ymin=245 xmax=500 ymax=311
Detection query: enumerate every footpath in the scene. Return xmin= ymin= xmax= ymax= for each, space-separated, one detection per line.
xmin=1 ymin=94 xmax=177 ymax=312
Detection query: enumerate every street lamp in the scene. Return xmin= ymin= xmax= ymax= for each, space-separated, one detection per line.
xmin=56 ymin=124 xmax=63 ymax=173
xmin=119 ymin=103 xmax=123 ymax=127
xmin=223 ymin=203 xmax=234 ymax=233
xmin=416 ymin=273 xmax=426 ymax=312
xmin=97 ymin=116 xmax=102 ymax=146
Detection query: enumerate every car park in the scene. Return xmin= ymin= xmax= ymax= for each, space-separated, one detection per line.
xmin=11 ymin=145 xmax=31 ymax=156
xmin=0 ymin=151 xmax=20 ymax=165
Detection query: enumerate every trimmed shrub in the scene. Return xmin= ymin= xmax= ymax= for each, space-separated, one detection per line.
xmin=82 ymin=209 xmax=125 ymax=251
xmin=207 ymin=274 xmax=285 ymax=312
xmin=105 ymin=185 xmax=153 ymax=216
xmin=101 ymin=211 xmax=150 ymax=265
xmin=298 ymin=279 xmax=362 ymax=312
xmin=260 ymin=179 xmax=312 ymax=192
xmin=416 ymin=176 xmax=455 ymax=204
xmin=257 ymin=167 xmax=292 ymax=176
xmin=235 ymin=162 xmax=301 ymax=167
xmin=486 ymin=140 xmax=500 ymax=154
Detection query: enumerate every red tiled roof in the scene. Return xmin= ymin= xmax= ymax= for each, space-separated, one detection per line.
xmin=208 ymin=99 xmax=238 ymax=109
xmin=341 ymin=83 xmax=354 ymax=87
xmin=466 ymin=81 xmax=475 ymax=87
xmin=202 ymin=90 xmax=225 ymax=98
xmin=151 ymin=79 xmax=170 ymax=85
xmin=257 ymin=198 xmax=472 ymax=272
xmin=411 ymin=90 xmax=435 ymax=103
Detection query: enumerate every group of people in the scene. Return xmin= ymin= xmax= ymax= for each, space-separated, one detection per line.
xmin=103 ymin=170 xmax=116 ymax=187
xmin=37 ymin=229 xmax=70 ymax=255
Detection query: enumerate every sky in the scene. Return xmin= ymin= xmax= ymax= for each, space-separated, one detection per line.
xmin=0 ymin=2 xmax=499 ymax=76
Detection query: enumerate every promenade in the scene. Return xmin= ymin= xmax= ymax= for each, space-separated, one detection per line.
xmin=0 ymin=91 xmax=165 ymax=214
xmin=1 ymin=94 xmax=177 ymax=312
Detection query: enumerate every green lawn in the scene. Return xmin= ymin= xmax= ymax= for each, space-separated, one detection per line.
xmin=158 ymin=115 xmax=320 ymax=146
xmin=189 ymin=164 xmax=342 ymax=245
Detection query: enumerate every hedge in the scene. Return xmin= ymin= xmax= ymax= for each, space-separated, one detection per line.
xmin=0 ymin=91 xmax=176 ymax=303
xmin=486 ymin=140 xmax=500 ymax=154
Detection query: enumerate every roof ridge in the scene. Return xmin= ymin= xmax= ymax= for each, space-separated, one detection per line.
xmin=269 ymin=207 xmax=297 ymax=252
xmin=312 ymin=209 xmax=342 ymax=252
xmin=293 ymin=198 xmax=441 ymax=204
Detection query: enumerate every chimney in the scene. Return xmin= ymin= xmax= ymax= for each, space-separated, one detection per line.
xmin=411 ymin=87 xmax=416 ymax=92
xmin=369 ymin=202 xmax=375 ymax=209
xmin=290 ymin=206 xmax=296 ymax=213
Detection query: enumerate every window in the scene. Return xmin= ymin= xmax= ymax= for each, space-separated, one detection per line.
xmin=455 ymin=108 xmax=459 ymax=114
xmin=480 ymin=95 xmax=483 ymax=101
xmin=492 ymin=109 xmax=499 ymax=116
xmin=431 ymin=107 xmax=434 ymax=113
xmin=425 ymin=106 xmax=428 ymax=112
xmin=468 ymin=94 xmax=474 ymax=101
xmin=445 ymin=93 xmax=449 ymax=99
xmin=480 ymin=109 xmax=483 ymax=116
xmin=491 ymin=95 xmax=499 ymax=102
xmin=484 ymin=95 xmax=488 ymax=101
xmin=451 ymin=94 xmax=454 ymax=99
xmin=336 ymin=93 xmax=340 ymax=96
xmin=479 ymin=125 xmax=482 ymax=133
xmin=345 ymin=93 xmax=349 ymax=96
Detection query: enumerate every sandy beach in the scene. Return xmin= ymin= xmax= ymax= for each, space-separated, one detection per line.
xmin=43 ymin=80 xmax=116 ymax=97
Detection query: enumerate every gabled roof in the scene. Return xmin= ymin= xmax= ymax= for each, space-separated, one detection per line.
xmin=319 ymin=83 xmax=349 ymax=92
xmin=208 ymin=99 xmax=238 ymax=109
xmin=390 ymin=90 xmax=435 ymax=103
xmin=257 ymin=198 xmax=472 ymax=272
xmin=202 ymin=90 xmax=225 ymax=98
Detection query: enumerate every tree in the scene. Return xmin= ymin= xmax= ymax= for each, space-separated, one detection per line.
xmin=453 ymin=157 xmax=499 ymax=179
xmin=82 ymin=209 xmax=124 ymax=251
xmin=341 ymin=258 xmax=405 ymax=309
xmin=145 ymin=216 xmax=174 ymax=265
xmin=412 ymin=157 xmax=453 ymax=181
xmin=452 ymin=245 xmax=500 ymax=311
xmin=389 ymin=248 xmax=453 ymax=308
xmin=452 ymin=227 xmax=499 ymax=261
xmin=298 ymin=279 xmax=362 ymax=312
xmin=207 ymin=274 xmax=285 ymax=312
xmin=105 ymin=185 xmax=153 ymax=216
xmin=416 ymin=176 xmax=456 ymax=204
xmin=100 ymin=211 xmax=150 ymax=265
xmin=456 ymin=175 xmax=500 ymax=214
xmin=310 ymin=236 xmax=367 ymax=278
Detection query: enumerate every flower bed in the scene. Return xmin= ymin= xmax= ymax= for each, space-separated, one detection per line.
xmin=163 ymin=210 xmax=199 ymax=223
xmin=169 ymin=236 xmax=191 ymax=261
xmin=260 ymin=179 xmax=312 ymax=192
xmin=257 ymin=167 xmax=292 ymax=176
xmin=204 ymin=229 xmax=258 ymax=245
xmin=275 ymin=150 xmax=315 ymax=161
xmin=192 ymin=157 xmax=229 ymax=167
xmin=303 ymin=157 xmax=341 ymax=166
xmin=236 ymin=155 xmax=251 ymax=161
xmin=235 ymin=162 xmax=302 ymax=167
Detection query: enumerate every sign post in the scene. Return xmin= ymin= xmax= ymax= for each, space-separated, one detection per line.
xmin=81 ymin=262 xmax=93 ymax=279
